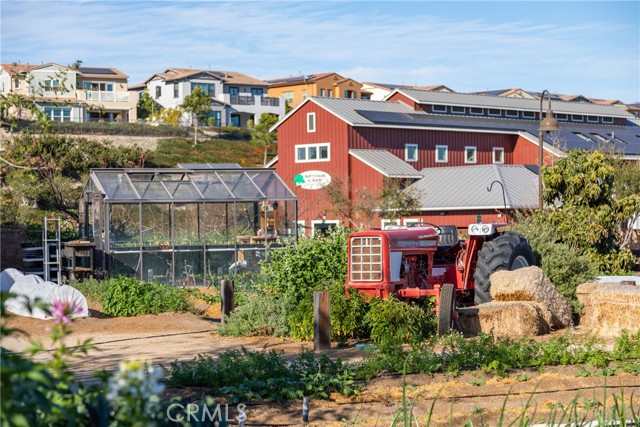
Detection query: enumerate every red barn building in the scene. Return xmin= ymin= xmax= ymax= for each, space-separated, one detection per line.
xmin=270 ymin=89 xmax=639 ymax=234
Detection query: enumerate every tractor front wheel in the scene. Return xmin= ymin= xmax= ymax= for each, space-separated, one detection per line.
xmin=437 ymin=283 xmax=456 ymax=336
xmin=473 ymin=232 xmax=536 ymax=305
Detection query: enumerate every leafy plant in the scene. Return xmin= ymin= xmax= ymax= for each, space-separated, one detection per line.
xmin=101 ymin=276 xmax=192 ymax=316
xmin=364 ymin=296 xmax=433 ymax=344
xmin=218 ymin=291 xmax=289 ymax=337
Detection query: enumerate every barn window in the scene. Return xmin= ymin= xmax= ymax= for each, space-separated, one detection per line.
xmin=307 ymin=112 xmax=316 ymax=132
xmin=435 ymin=145 xmax=448 ymax=163
xmin=465 ymin=146 xmax=477 ymax=164
xmin=493 ymin=147 xmax=504 ymax=164
xmin=405 ymin=144 xmax=418 ymax=162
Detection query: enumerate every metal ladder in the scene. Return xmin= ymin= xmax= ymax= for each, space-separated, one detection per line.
xmin=42 ymin=217 xmax=62 ymax=284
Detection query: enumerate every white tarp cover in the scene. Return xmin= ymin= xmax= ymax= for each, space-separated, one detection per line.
xmin=2 ymin=269 xmax=89 ymax=320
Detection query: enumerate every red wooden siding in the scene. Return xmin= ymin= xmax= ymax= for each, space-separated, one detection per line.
xmin=403 ymin=210 xmax=511 ymax=231
xmin=386 ymin=92 xmax=418 ymax=109
xmin=348 ymin=127 xmax=518 ymax=169
xmin=513 ymin=135 xmax=556 ymax=165
xmin=275 ymin=102 xmax=351 ymax=227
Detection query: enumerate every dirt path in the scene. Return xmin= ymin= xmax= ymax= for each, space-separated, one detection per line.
xmin=4 ymin=310 xmax=639 ymax=426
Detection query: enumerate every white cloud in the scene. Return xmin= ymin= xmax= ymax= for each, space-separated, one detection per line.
xmin=2 ymin=1 xmax=638 ymax=101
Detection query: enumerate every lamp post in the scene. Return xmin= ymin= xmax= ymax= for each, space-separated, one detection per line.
xmin=487 ymin=180 xmax=507 ymax=217
xmin=538 ymin=90 xmax=560 ymax=210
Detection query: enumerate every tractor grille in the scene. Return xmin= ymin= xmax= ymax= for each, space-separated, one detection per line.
xmin=350 ymin=236 xmax=382 ymax=281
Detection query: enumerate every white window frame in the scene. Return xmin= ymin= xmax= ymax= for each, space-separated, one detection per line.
xmin=432 ymin=105 xmax=447 ymax=113
xmin=306 ymin=112 xmax=316 ymax=132
xmin=435 ymin=145 xmax=448 ymax=163
xmin=451 ymin=106 xmax=465 ymax=114
xmin=488 ymin=108 xmax=501 ymax=117
xmin=311 ymin=219 xmax=339 ymax=237
xmin=572 ymin=114 xmax=584 ymax=122
xmin=586 ymin=115 xmax=598 ymax=123
xmin=302 ymin=89 xmax=307 ymax=99
xmin=470 ymin=107 xmax=484 ymax=115
xmin=493 ymin=147 xmax=504 ymax=164
xmin=281 ymin=91 xmax=294 ymax=104
xmin=602 ymin=116 xmax=613 ymax=124
xmin=295 ymin=143 xmax=330 ymax=163
xmin=505 ymin=110 xmax=519 ymax=118
xmin=403 ymin=218 xmax=421 ymax=226
xmin=14 ymin=79 xmax=20 ymax=89
xmin=296 ymin=220 xmax=306 ymax=237
xmin=320 ymin=89 xmax=325 ymax=97
xmin=381 ymin=219 xmax=401 ymax=229
xmin=522 ymin=111 xmax=536 ymax=119
xmin=327 ymin=89 xmax=333 ymax=97
xmin=556 ymin=113 xmax=568 ymax=122
xmin=405 ymin=143 xmax=418 ymax=162
xmin=465 ymin=146 xmax=477 ymax=164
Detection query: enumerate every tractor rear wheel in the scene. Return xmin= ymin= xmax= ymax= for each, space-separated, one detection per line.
xmin=437 ymin=283 xmax=456 ymax=336
xmin=473 ymin=232 xmax=536 ymax=305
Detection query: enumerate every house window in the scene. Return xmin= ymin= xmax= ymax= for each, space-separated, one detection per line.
xmin=229 ymin=87 xmax=239 ymax=96
xmin=381 ymin=219 xmax=401 ymax=229
xmin=505 ymin=110 xmax=518 ymax=118
xmin=83 ymin=82 xmax=113 ymax=92
xmin=43 ymin=107 xmax=71 ymax=122
xmin=307 ymin=112 xmax=316 ymax=132
xmin=14 ymin=79 xmax=20 ymax=89
xmin=435 ymin=145 xmax=448 ymax=163
xmin=302 ymin=89 xmax=307 ymax=99
xmin=465 ymin=146 xmax=477 ymax=164
xmin=155 ymin=86 xmax=161 ymax=99
xmin=602 ymin=117 xmax=613 ymax=124
xmin=493 ymin=147 xmax=504 ymax=164
xmin=190 ymin=83 xmax=215 ymax=96
xmin=173 ymin=82 xmax=179 ymax=98
xmin=344 ymin=90 xmax=356 ymax=99
xmin=405 ymin=144 xmax=418 ymax=162
xmin=556 ymin=113 xmax=568 ymax=121
xmin=312 ymin=219 xmax=339 ymax=237
xmin=470 ymin=107 xmax=484 ymax=115
xmin=44 ymin=79 xmax=60 ymax=91
xmin=281 ymin=91 xmax=294 ymax=104
xmin=320 ymin=89 xmax=325 ymax=97
xmin=587 ymin=115 xmax=599 ymax=123
xmin=327 ymin=89 xmax=333 ymax=97
xmin=451 ymin=106 xmax=465 ymax=114
xmin=488 ymin=108 xmax=501 ymax=116
xmin=572 ymin=115 xmax=583 ymax=122
xmin=295 ymin=143 xmax=330 ymax=163
xmin=522 ymin=111 xmax=536 ymax=119
xmin=251 ymin=88 xmax=263 ymax=96
xmin=432 ymin=105 xmax=447 ymax=113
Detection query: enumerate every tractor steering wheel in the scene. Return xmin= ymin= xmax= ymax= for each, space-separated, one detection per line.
xmin=407 ymin=222 xmax=442 ymax=234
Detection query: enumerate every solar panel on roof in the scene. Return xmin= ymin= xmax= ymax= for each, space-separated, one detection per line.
xmin=209 ymin=71 xmax=226 ymax=78
xmin=77 ymin=67 xmax=117 ymax=75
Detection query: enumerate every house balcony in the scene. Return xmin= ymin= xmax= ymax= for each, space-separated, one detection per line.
xmin=222 ymin=94 xmax=280 ymax=108
xmin=84 ymin=91 xmax=129 ymax=103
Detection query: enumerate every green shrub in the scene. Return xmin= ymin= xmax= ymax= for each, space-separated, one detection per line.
xmin=364 ymin=296 xmax=434 ymax=344
xmin=102 ymin=277 xmax=192 ymax=316
xmin=511 ymin=216 xmax=594 ymax=311
xmin=70 ymin=277 xmax=110 ymax=304
xmin=20 ymin=120 xmax=189 ymax=137
xmin=218 ymin=291 xmax=289 ymax=337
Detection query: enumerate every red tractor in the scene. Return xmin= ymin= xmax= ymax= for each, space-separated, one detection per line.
xmin=344 ymin=223 xmax=536 ymax=335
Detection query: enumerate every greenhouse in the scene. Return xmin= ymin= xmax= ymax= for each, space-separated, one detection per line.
xmin=80 ymin=165 xmax=297 ymax=285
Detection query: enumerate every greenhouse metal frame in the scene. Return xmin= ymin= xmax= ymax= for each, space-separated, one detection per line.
xmin=80 ymin=165 xmax=297 ymax=285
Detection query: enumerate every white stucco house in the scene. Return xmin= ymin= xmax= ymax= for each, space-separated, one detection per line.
xmin=129 ymin=68 xmax=284 ymax=127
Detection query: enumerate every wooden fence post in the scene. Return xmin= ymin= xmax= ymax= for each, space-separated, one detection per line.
xmin=221 ymin=279 xmax=234 ymax=324
xmin=313 ymin=291 xmax=331 ymax=351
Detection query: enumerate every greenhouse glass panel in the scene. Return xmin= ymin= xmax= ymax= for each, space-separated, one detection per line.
xmin=175 ymin=250 xmax=205 ymax=286
xmin=110 ymin=252 xmax=141 ymax=279
xmin=220 ymin=172 xmax=264 ymax=199
xmin=206 ymin=250 xmax=235 ymax=283
xmin=233 ymin=249 xmax=265 ymax=275
xmin=143 ymin=252 xmax=172 ymax=284
xmin=250 ymin=172 xmax=294 ymax=199
xmin=201 ymin=203 xmax=230 ymax=246
xmin=132 ymin=181 xmax=170 ymax=200
xmin=141 ymin=204 xmax=170 ymax=247
xmin=194 ymin=176 xmax=234 ymax=200
xmin=95 ymin=173 xmax=138 ymax=199
xmin=110 ymin=204 xmax=141 ymax=250
xmin=164 ymin=181 xmax=202 ymax=200
xmin=235 ymin=202 xmax=259 ymax=240
xmin=173 ymin=204 xmax=200 ymax=246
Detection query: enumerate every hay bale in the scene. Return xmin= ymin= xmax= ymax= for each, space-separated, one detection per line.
xmin=456 ymin=302 xmax=550 ymax=338
xmin=580 ymin=283 xmax=640 ymax=337
xmin=490 ymin=266 xmax=572 ymax=329
xmin=576 ymin=282 xmax=617 ymax=325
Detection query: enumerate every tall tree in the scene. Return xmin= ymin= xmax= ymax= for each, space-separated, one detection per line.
xmin=251 ymin=113 xmax=279 ymax=165
xmin=181 ymin=86 xmax=211 ymax=145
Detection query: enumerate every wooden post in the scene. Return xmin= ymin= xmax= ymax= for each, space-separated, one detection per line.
xmin=221 ymin=279 xmax=234 ymax=323
xmin=313 ymin=291 xmax=331 ymax=351
xmin=620 ymin=280 xmax=637 ymax=286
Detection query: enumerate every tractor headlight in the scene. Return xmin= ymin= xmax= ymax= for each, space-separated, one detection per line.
xmin=481 ymin=224 xmax=491 ymax=234
xmin=468 ymin=223 xmax=494 ymax=236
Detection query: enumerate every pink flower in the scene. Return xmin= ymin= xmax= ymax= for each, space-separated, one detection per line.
xmin=51 ymin=300 xmax=82 ymax=324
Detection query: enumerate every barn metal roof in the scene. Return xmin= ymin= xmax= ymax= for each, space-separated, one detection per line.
xmin=84 ymin=168 xmax=296 ymax=203
xmin=391 ymin=89 xmax=632 ymax=118
xmin=349 ymin=149 xmax=423 ymax=179
xmin=407 ymin=165 xmax=539 ymax=210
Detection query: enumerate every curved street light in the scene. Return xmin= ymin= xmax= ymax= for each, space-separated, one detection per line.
xmin=538 ymin=90 xmax=560 ymax=209
xmin=487 ymin=180 xmax=507 ymax=217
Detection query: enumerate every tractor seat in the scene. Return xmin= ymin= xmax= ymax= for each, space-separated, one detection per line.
xmin=437 ymin=225 xmax=459 ymax=249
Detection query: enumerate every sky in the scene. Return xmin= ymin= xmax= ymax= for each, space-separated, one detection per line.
xmin=2 ymin=0 xmax=639 ymax=103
